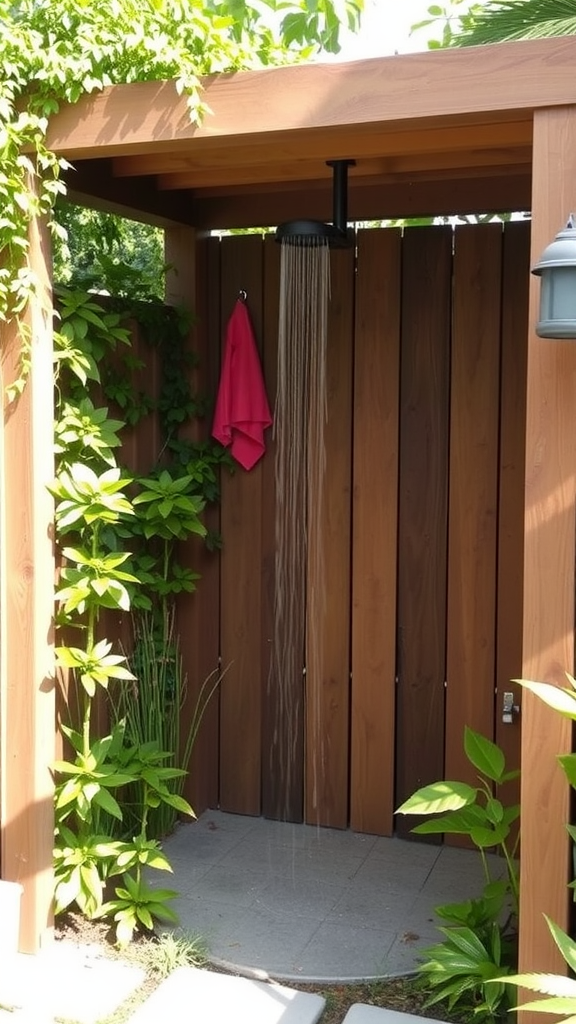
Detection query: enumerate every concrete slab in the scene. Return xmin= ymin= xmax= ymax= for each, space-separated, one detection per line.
xmin=126 ymin=966 xmax=325 ymax=1024
xmin=343 ymin=1006 xmax=432 ymax=1024
xmin=0 ymin=945 xmax=146 ymax=1024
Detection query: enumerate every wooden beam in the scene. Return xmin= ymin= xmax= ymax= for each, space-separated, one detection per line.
xmin=519 ymin=105 xmax=576 ymax=987
xmin=63 ymin=160 xmax=197 ymax=228
xmin=0 ymin=200 xmax=55 ymax=952
xmin=156 ymin=147 xmax=531 ymax=192
xmin=46 ymin=38 xmax=576 ymax=160
xmin=187 ymin=174 xmax=532 ymax=230
xmin=112 ymin=120 xmax=533 ymax=179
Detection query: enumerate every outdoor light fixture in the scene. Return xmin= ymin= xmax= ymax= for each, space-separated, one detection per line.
xmin=532 ymin=214 xmax=576 ymax=338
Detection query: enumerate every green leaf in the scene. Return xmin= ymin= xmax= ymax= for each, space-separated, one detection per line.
xmin=546 ymin=915 xmax=576 ymax=974
xmin=506 ymin=973 xmax=576 ymax=997
xmin=464 ymin=726 xmax=505 ymax=782
xmin=470 ymin=822 xmax=509 ymax=848
xmin=519 ymin=679 xmax=576 ymax=720
xmin=396 ymin=781 xmax=477 ymax=816
xmin=92 ymin=787 xmax=123 ymax=821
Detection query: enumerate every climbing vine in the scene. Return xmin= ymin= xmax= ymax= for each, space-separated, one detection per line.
xmin=0 ymin=0 xmax=364 ymax=373
xmin=53 ymin=283 xmax=230 ymax=939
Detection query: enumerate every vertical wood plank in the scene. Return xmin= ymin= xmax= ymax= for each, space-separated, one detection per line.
xmin=261 ymin=236 xmax=305 ymax=821
xmin=395 ymin=226 xmax=451 ymax=840
xmin=165 ymin=228 xmax=221 ymax=815
xmin=0 ymin=207 xmax=55 ymax=951
xmin=305 ymin=245 xmax=354 ymax=829
xmin=446 ymin=223 xmax=502 ymax=787
xmin=519 ymin=106 xmax=576 ymax=987
xmin=350 ymin=228 xmax=401 ymax=836
xmin=219 ymin=234 xmax=266 ymax=815
xmin=495 ymin=220 xmax=530 ymax=801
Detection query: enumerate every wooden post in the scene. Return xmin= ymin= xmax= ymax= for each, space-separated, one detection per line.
xmin=519 ymin=106 xmax=576 ymax=982
xmin=0 ymin=202 xmax=55 ymax=952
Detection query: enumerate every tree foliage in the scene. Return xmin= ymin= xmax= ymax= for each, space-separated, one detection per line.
xmin=0 ymin=0 xmax=363 ymax=333
xmin=413 ymin=0 xmax=576 ymax=49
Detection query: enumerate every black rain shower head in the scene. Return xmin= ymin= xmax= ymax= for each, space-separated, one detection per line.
xmin=275 ymin=159 xmax=355 ymax=248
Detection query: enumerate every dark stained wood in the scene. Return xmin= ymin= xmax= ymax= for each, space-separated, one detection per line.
xmin=494 ymin=221 xmax=530 ymax=806
xmin=169 ymin=231 xmax=222 ymax=815
xmin=446 ymin=224 xmax=502 ymax=790
xmin=519 ymin=106 xmax=576 ymax=988
xmin=395 ymin=226 xmax=452 ymax=841
xmin=218 ymin=235 xmax=266 ymax=815
xmin=260 ymin=236 xmax=306 ymax=822
xmin=350 ymin=229 xmax=401 ymax=836
xmin=305 ymin=246 xmax=354 ymax=829
xmin=186 ymin=175 xmax=532 ymax=232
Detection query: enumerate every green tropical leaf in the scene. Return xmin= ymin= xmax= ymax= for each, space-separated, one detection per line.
xmin=519 ymin=679 xmax=576 ymax=719
xmin=464 ymin=727 xmax=505 ymax=781
xmin=396 ymin=781 xmax=477 ymax=816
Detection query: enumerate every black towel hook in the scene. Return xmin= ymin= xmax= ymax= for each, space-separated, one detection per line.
xmin=238 ymin=289 xmax=247 ymax=303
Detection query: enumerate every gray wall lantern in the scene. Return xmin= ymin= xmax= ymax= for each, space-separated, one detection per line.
xmin=532 ymin=215 xmax=576 ymax=338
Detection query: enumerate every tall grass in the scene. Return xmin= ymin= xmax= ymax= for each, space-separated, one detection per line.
xmin=109 ymin=608 xmax=222 ymax=838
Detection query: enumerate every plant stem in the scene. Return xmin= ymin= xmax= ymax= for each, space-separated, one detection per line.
xmin=82 ymin=523 xmax=100 ymax=758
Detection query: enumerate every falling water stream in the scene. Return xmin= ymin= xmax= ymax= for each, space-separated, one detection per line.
xmin=269 ymin=238 xmax=330 ymax=819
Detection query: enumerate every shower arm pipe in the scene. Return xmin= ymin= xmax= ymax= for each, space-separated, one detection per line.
xmin=327 ymin=160 xmax=355 ymax=238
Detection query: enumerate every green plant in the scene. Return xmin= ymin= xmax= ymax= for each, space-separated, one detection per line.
xmin=396 ymin=727 xmax=520 ymax=1020
xmin=110 ymin=611 xmax=224 ymax=838
xmin=493 ymin=673 xmax=576 ymax=1020
xmin=52 ymin=291 xmax=201 ymax=944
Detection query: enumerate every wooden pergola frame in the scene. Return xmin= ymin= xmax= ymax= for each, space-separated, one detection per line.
xmin=2 ymin=37 xmax=576 ymax=986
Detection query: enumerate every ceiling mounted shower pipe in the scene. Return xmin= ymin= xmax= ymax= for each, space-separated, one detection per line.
xmin=275 ymin=159 xmax=356 ymax=248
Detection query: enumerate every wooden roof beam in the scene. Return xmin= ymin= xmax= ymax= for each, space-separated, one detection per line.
xmin=111 ymin=119 xmax=533 ymax=179
xmin=187 ymin=174 xmax=532 ymax=229
xmin=156 ymin=147 xmax=532 ymax=191
xmin=46 ymin=38 xmax=576 ymax=161
xmin=62 ymin=160 xmax=196 ymax=227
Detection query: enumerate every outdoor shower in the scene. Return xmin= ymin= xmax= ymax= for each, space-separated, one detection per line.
xmin=269 ymin=159 xmax=354 ymax=820
xmin=275 ymin=159 xmax=355 ymax=247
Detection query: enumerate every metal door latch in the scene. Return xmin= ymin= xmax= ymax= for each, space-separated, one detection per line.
xmin=502 ymin=691 xmax=520 ymax=724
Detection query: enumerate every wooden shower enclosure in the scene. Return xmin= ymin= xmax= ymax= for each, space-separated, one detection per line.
xmin=183 ymin=219 xmax=528 ymax=836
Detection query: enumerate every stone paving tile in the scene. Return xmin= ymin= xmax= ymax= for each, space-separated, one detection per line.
xmin=255 ymin=874 xmax=343 ymax=919
xmin=0 ymin=946 xmax=145 ymax=1024
xmin=293 ymin=920 xmax=398 ymax=982
xmin=326 ymin=885 xmax=419 ymax=931
xmin=344 ymin=1006 xmax=435 ymax=1024
xmin=126 ymin=966 xmax=326 ymax=1024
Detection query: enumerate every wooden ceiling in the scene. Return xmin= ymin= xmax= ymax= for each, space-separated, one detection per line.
xmin=46 ymin=36 xmax=576 ymax=229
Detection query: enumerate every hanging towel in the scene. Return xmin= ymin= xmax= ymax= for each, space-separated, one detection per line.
xmin=212 ymin=298 xmax=273 ymax=471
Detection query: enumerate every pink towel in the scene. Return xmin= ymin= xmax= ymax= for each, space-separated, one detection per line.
xmin=212 ymin=299 xmax=272 ymax=471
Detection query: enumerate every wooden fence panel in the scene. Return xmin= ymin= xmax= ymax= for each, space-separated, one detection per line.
xmin=177 ymin=234 xmax=222 ymax=814
xmin=350 ymin=228 xmax=401 ymax=836
xmin=305 ymin=245 xmax=354 ymax=828
xmin=219 ymin=235 xmax=266 ymax=815
xmin=446 ymin=223 xmax=502 ymax=789
xmin=495 ymin=221 xmax=530 ymax=794
xmin=395 ymin=226 xmax=452 ymax=839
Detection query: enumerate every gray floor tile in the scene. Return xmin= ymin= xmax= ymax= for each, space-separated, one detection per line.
xmin=161 ymin=811 xmax=494 ymax=981
xmin=188 ymin=862 xmax=266 ymax=907
xmin=327 ymin=886 xmax=418 ymax=931
xmin=205 ymin=904 xmax=323 ymax=971
xmin=255 ymin=875 xmax=343 ymax=918
xmin=296 ymin=921 xmax=398 ymax=981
